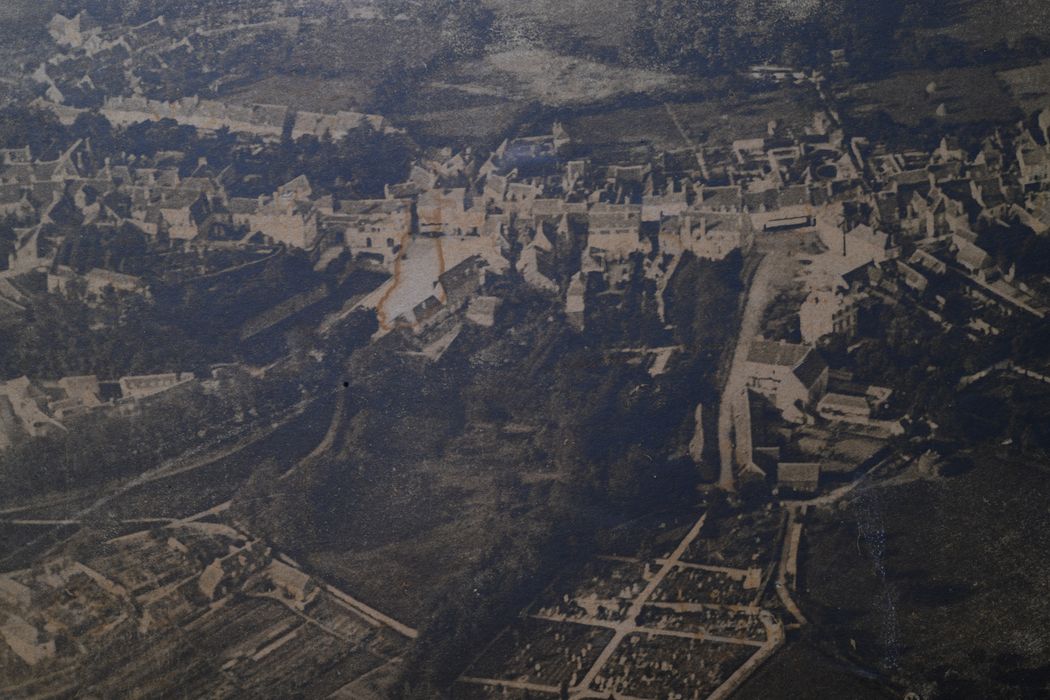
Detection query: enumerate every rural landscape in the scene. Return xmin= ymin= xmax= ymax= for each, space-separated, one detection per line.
xmin=1 ymin=0 xmax=1050 ymax=698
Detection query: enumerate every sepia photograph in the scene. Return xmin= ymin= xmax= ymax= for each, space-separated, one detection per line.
xmin=1 ymin=0 xmax=1050 ymax=698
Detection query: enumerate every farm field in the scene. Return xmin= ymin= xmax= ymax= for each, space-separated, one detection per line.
xmin=800 ymin=443 xmax=1050 ymax=695
xmin=999 ymin=59 xmax=1050 ymax=115
xmin=733 ymin=641 xmax=897 ymax=700
xmin=842 ymin=66 xmax=1020 ymax=127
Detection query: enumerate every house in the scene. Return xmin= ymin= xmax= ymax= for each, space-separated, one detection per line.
xmin=324 ymin=198 xmax=411 ymax=265
xmin=584 ymin=203 xmax=646 ymax=267
xmin=895 ymin=260 xmax=930 ymax=293
xmin=466 ymin=296 xmax=500 ymax=327
xmin=0 ymin=377 xmax=65 ymax=439
xmin=437 ymin=255 xmax=488 ymax=309
xmin=0 ymin=615 xmax=55 ymax=666
xmin=518 ymin=231 xmax=559 ymax=293
xmin=49 ymin=374 xmax=103 ymax=418
xmin=57 ymin=375 xmax=101 ymax=404
xmin=817 ymin=386 xmax=901 ymax=432
xmin=817 ymin=392 xmax=872 ymax=420
xmin=245 ymin=199 xmax=320 ymax=249
xmin=777 ymin=462 xmax=821 ymax=493
xmin=266 ymin=560 xmax=316 ymax=604
xmin=822 ymin=223 xmax=896 ymax=268
xmin=102 ymin=96 xmax=288 ymax=139
xmin=417 ymin=188 xmax=473 ymax=234
xmin=48 ymin=12 xmax=101 ymax=48
xmin=118 ymin=372 xmax=194 ymax=401
xmin=411 ymin=294 xmax=444 ymax=326
xmin=799 ymin=289 xmax=859 ymax=343
xmin=935 ymin=136 xmax=965 ymax=162
xmin=951 ymin=236 xmax=993 ymax=276
xmin=290 ymin=110 xmax=386 ymax=141
xmin=745 ymin=340 xmax=829 ymax=422
xmin=641 ymin=180 xmax=689 ymax=222
xmin=1016 ymin=132 xmax=1050 ymax=190
xmin=661 ymin=212 xmax=753 ymax=261
xmin=156 ymin=190 xmax=210 ymax=240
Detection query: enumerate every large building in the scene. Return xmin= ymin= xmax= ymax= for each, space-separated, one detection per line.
xmin=745 ymin=340 xmax=828 ymax=423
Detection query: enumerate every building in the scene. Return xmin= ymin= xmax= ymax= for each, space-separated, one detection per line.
xmin=745 ymin=340 xmax=828 ymax=423
xmin=660 ymin=212 xmax=753 ymax=261
xmin=835 ymin=224 xmax=896 ymax=267
xmin=118 ymin=372 xmax=194 ymax=400
xmin=231 ymin=196 xmax=320 ymax=249
xmin=266 ymin=560 xmax=316 ymax=604
xmin=1017 ymin=132 xmax=1050 ymax=190
xmin=290 ymin=110 xmax=390 ymax=141
xmin=48 ymin=12 xmax=101 ymax=48
xmin=777 ymin=462 xmax=821 ymax=493
xmin=0 ymin=377 xmax=65 ymax=439
xmin=466 ymin=296 xmax=500 ymax=327
xmin=157 ymin=190 xmax=210 ymax=240
xmin=583 ymin=203 xmax=647 ymax=271
xmin=0 ymin=615 xmax=55 ymax=666
xmin=102 ymin=96 xmax=289 ymax=140
xmin=799 ymin=289 xmax=859 ymax=343
xmin=438 ymin=255 xmax=488 ymax=309
xmin=817 ymin=392 xmax=872 ymax=420
xmin=324 ymin=198 xmax=412 ymax=265
xmin=518 ymin=230 xmax=559 ymax=293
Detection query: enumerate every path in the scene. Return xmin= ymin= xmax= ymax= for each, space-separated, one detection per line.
xmin=706 ymin=612 xmax=785 ymax=700
xmin=0 ymin=398 xmax=314 ymax=566
xmin=664 ymin=102 xmax=710 ymax=179
xmin=774 ymin=507 xmax=807 ymax=625
xmin=716 ymin=253 xmax=777 ymax=489
xmin=572 ymin=513 xmax=707 ymax=695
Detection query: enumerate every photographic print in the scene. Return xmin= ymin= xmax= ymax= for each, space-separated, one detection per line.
xmin=1 ymin=1 xmax=1050 ymax=698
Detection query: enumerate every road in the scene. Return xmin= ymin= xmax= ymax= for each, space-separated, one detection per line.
xmin=0 ymin=397 xmax=319 ymax=567
xmin=716 ymin=253 xmax=778 ymax=490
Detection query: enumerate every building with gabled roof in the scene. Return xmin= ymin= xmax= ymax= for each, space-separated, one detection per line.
xmin=777 ymin=462 xmax=821 ymax=493
xmin=745 ymin=340 xmax=828 ymax=423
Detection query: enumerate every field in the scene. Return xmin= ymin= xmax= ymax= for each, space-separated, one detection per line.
xmin=917 ymin=0 xmax=1050 ymax=50
xmin=464 ymin=618 xmax=614 ymax=687
xmin=733 ymin=641 xmax=897 ymax=700
xmin=396 ymin=47 xmax=695 ymax=147
xmin=999 ymin=59 xmax=1050 ymax=115
xmin=484 ymin=0 xmax=641 ymax=53
xmin=226 ymin=75 xmax=375 ymax=113
xmin=229 ymin=18 xmax=442 ymax=111
xmin=842 ymin=66 xmax=1021 ymax=127
xmin=561 ymin=85 xmax=823 ymax=160
xmin=800 ymin=446 xmax=1050 ymax=695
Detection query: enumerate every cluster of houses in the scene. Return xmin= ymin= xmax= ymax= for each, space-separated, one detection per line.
xmin=0 ymin=371 xmax=196 ymax=449
xmin=722 ymin=107 xmax=1050 ymax=495
xmin=0 ymin=519 xmax=403 ymax=687
xmin=317 ymin=111 xmax=877 ymax=330
xmin=33 ymin=8 xmax=395 ymax=144
xmin=38 ymin=10 xmax=299 ymax=107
